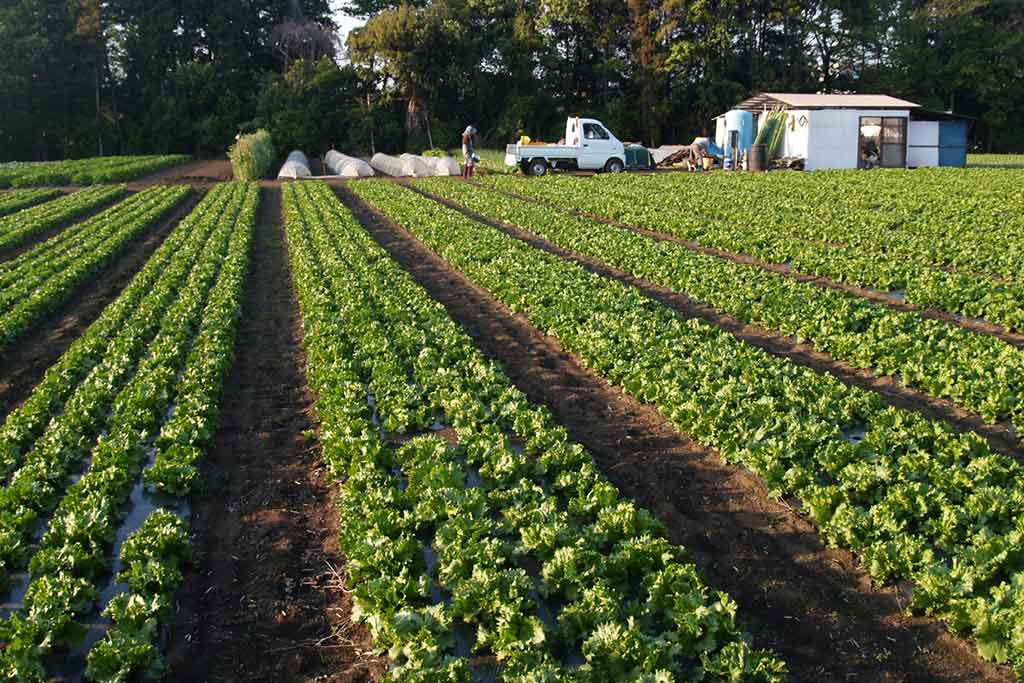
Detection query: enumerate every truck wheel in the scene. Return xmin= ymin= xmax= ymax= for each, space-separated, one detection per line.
xmin=528 ymin=159 xmax=548 ymax=176
xmin=604 ymin=158 xmax=625 ymax=173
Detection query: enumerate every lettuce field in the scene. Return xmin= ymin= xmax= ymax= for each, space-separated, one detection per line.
xmin=0 ymin=163 xmax=1021 ymax=682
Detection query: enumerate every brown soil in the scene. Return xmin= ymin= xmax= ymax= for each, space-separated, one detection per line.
xmin=132 ymin=157 xmax=335 ymax=189
xmin=166 ymin=187 xmax=385 ymax=683
xmin=337 ymin=184 xmax=1013 ymax=683
xmin=482 ymin=182 xmax=1024 ymax=349
xmin=0 ymin=188 xmax=132 ymax=262
xmin=0 ymin=191 xmax=199 ymax=420
xmin=411 ymin=185 xmax=1023 ymax=460
xmin=130 ymin=159 xmax=233 ymax=189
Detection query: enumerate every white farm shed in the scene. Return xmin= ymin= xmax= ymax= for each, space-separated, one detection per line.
xmin=715 ymin=93 xmax=970 ymax=171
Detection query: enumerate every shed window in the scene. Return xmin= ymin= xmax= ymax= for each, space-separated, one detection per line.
xmin=859 ymin=116 xmax=906 ymax=169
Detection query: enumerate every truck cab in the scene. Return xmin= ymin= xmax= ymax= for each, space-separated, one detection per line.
xmin=568 ymin=118 xmax=625 ymax=171
xmin=505 ymin=117 xmax=627 ymax=175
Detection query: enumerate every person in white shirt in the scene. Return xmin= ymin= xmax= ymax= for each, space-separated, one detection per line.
xmin=462 ymin=125 xmax=478 ymax=179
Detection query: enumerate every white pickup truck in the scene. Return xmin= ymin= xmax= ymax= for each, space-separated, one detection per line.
xmin=505 ymin=117 xmax=626 ymax=175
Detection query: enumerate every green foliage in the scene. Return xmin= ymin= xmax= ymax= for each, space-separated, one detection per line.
xmin=430 ymin=170 xmax=1024 ymax=447
xmin=0 ymin=182 xmax=257 ymax=678
xmin=0 ymin=186 xmax=187 ymax=350
xmin=284 ymin=180 xmax=786 ymax=681
xmin=355 ymin=177 xmax=1024 ymax=675
xmin=85 ymin=511 xmax=193 ymax=683
xmin=4 ymin=0 xmax=1024 ymax=159
xmin=483 ymin=169 xmax=1024 ymax=332
xmin=0 ymin=189 xmax=61 ymax=217
xmin=472 ymin=149 xmax=510 ymax=174
xmin=249 ymin=58 xmax=363 ymax=156
xmin=228 ymin=129 xmax=275 ymax=181
xmin=0 ymin=186 xmax=124 ymax=251
xmin=0 ymin=157 xmax=188 ymax=188
xmin=752 ymin=106 xmax=787 ymax=158
xmin=968 ymin=154 xmax=1024 ymax=168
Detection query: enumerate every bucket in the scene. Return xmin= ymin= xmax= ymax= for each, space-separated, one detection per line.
xmin=749 ymin=144 xmax=767 ymax=172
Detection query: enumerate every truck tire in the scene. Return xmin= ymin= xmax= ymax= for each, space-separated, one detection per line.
xmin=528 ymin=158 xmax=548 ymax=176
xmin=604 ymin=158 xmax=625 ymax=173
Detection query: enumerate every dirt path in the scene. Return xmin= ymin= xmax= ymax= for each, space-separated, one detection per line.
xmin=0 ymin=191 xmax=199 ymax=420
xmin=408 ymin=184 xmax=1022 ymax=460
xmin=480 ymin=181 xmax=1024 ymax=349
xmin=130 ymin=159 xmax=233 ymax=189
xmin=166 ymin=187 xmax=384 ymax=683
xmin=337 ymin=185 xmax=1012 ymax=683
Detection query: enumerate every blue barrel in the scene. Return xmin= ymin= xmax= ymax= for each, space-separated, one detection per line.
xmin=723 ymin=110 xmax=754 ymax=168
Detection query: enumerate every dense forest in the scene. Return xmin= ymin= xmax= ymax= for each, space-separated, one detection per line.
xmin=1 ymin=0 xmax=1021 ymax=161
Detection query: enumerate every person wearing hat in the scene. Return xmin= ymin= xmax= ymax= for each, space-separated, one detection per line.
xmin=462 ymin=125 xmax=479 ymax=179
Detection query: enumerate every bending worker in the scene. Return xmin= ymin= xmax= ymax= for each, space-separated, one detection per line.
xmin=462 ymin=125 xmax=479 ymax=179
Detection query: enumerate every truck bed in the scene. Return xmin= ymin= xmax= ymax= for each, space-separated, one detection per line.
xmin=505 ymin=143 xmax=580 ymax=166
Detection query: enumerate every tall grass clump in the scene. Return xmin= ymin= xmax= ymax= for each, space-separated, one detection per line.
xmin=228 ymin=129 xmax=275 ymax=180
xmin=754 ymin=106 xmax=788 ymax=158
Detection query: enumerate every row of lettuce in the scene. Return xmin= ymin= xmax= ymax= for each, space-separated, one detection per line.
xmin=283 ymin=181 xmax=787 ymax=682
xmin=0 ymin=189 xmax=62 ymax=218
xmin=482 ymin=171 xmax=1024 ymax=334
xmin=352 ymin=179 xmax=1024 ymax=675
xmin=0 ymin=185 xmax=189 ymax=349
xmin=0 ymin=185 xmax=127 ymax=251
xmin=505 ymin=169 xmax=1023 ymax=284
xmin=0 ymin=182 xmax=256 ymax=681
xmin=0 ymin=155 xmax=191 ymax=188
xmin=418 ymin=178 xmax=1024 ymax=435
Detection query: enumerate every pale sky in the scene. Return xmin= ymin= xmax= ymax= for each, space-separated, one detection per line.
xmin=333 ymin=3 xmax=366 ymax=46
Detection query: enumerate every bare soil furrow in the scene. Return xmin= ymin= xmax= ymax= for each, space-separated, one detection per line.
xmin=128 ymin=159 xmax=233 ymax=189
xmin=166 ymin=187 xmax=385 ymax=683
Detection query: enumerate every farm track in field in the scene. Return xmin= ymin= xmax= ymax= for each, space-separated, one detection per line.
xmin=411 ymin=184 xmax=1023 ymax=461
xmin=478 ymin=181 xmax=1024 ymax=349
xmin=0 ymin=188 xmax=127 ymax=263
xmin=128 ymin=158 xmax=234 ymax=189
xmin=167 ymin=187 xmax=384 ymax=683
xmin=0 ymin=190 xmax=200 ymax=420
xmin=337 ymin=183 xmax=1013 ymax=683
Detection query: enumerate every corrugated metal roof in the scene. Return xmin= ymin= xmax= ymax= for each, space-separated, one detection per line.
xmin=735 ymin=92 xmax=921 ymax=110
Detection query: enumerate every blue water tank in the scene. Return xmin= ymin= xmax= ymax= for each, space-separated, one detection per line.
xmin=723 ymin=110 xmax=754 ymax=165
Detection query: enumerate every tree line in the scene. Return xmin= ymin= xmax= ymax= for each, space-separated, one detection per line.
xmin=1 ymin=0 xmax=1021 ymax=162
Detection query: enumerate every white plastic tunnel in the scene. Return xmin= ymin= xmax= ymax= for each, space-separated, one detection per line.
xmin=370 ymin=153 xmax=427 ymax=177
xmin=369 ymin=153 xmax=463 ymax=177
xmin=325 ymin=150 xmax=375 ymax=177
xmin=398 ymin=154 xmax=434 ymax=177
xmin=426 ymin=156 xmax=461 ymax=176
xmin=277 ymin=150 xmax=312 ymax=179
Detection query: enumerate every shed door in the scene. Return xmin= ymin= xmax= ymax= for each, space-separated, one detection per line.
xmin=880 ymin=118 xmax=907 ymax=167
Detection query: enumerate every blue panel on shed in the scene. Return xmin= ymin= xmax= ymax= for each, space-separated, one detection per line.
xmin=939 ymin=146 xmax=967 ymax=167
xmin=939 ymin=120 xmax=967 ymax=147
xmin=937 ymin=121 xmax=967 ymax=166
